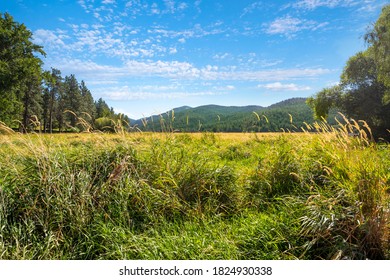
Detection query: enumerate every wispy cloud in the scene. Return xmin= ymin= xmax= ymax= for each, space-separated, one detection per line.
xmin=212 ymin=85 xmax=236 ymax=91
xmin=258 ymin=82 xmax=311 ymax=91
xmin=291 ymin=0 xmax=387 ymax=14
xmin=357 ymin=0 xmax=388 ymax=13
xmin=34 ymin=23 xmax=175 ymax=59
xmin=264 ymin=15 xmax=328 ymax=38
xmin=292 ymin=0 xmax=357 ymax=10
xmin=194 ymin=0 xmax=202 ymax=14
xmin=148 ymin=23 xmax=226 ymax=40
xmin=53 ymin=58 xmax=331 ymax=84
xmin=102 ymin=0 xmax=116 ymax=4
xmin=33 ymin=29 xmax=68 ymax=48
xmin=241 ymin=1 xmax=263 ymax=18
xmin=95 ymin=85 xmax=221 ymax=101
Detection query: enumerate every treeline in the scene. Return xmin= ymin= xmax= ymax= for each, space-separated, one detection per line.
xmin=41 ymin=70 xmax=130 ymax=133
xmin=0 ymin=12 xmax=128 ymax=133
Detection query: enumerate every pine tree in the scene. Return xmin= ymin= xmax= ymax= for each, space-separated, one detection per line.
xmin=0 ymin=12 xmax=45 ymax=127
xmin=63 ymin=74 xmax=82 ymax=128
xmin=19 ymin=63 xmax=43 ymax=132
xmin=80 ymin=80 xmax=96 ymax=123
xmin=42 ymin=68 xmax=63 ymax=133
xmin=95 ymin=98 xmax=111 ymax=118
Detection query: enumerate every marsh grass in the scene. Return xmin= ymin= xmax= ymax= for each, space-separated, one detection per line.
xmin=0 ymin=116 xmax=389 ymax=259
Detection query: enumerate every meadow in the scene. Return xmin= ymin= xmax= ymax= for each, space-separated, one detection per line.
xmin=0 ymin=120 xmax=389 ymax=260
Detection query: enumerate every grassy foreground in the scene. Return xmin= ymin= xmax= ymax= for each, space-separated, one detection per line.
xmin=0 ymin=124 xmax=389 ymax=259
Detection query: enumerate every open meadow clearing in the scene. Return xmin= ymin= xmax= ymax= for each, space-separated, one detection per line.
xmin=0 ymin=125 xmax=389 ymax=260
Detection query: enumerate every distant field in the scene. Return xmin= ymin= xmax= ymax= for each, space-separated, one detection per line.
xmin=0 ymin=128 xmax=389 ymax=259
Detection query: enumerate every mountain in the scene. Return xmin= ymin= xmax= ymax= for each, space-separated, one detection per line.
xmin=131 ymin=98 xmax=333 ymax=132
xmin=171 ymin=105 xmax=192 ymax=113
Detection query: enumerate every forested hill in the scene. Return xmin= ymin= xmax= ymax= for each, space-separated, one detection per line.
xmin=132 ymin=98 xmax=334 ymax=132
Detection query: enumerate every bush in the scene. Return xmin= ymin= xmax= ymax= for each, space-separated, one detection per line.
xmin=94 ymin=117 xmax=115 ymax=132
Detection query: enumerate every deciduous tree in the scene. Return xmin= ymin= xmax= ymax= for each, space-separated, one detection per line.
xmin=307 ymin=5 xmax=390 ymax=139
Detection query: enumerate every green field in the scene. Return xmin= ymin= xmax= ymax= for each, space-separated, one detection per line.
xmin=0 ymin=122 xmax=389 ymax=259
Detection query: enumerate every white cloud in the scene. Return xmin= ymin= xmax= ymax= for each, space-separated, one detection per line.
xmin=177 ymin=2 xmax=188 ymax=11
xmin=194 ymin=0 xmax=202 ymax=14
xmin=148 ymin=23 xmax=225 ymax=41
xmin=38 ymin=23 xmax=177 ymax=59
xmin=264 ymin=16 xmax=328 ymax=38
xmin=258 ymin=82 xmax=311 ymax=91
xmin=164 ymin=0 xmax=175 ymax=13
xmin=78 ymin=0 xmax=87 ymax=11
xmin=102 ymin=0 xmax=116 ymax=4
xmin=357 ymin=0 xmax=388 ymax=13
xmin=214 ymin=85 xmax=236 ymax=91
xmin=259 ymin=59 xmax=284 ymax=68
xmin=150 ymin=3 xmax=160 ymax=14
xmin=33 ymin=29 xmax=67 ymax=48
xmin=293 ymin=0 xmax=357 ymax=10
xmin=113 ymin=107 xmax=135 ymax=119
xmin=169 ymin=47 xmax=178 ymax=54
xmin=95 ymin=85 xmax=220 ymax=101
xmin=92 ymin=12 xmax=101 ymax=20
xmin=213 ymin=52 xmax=230 ymax=60
xmin=241 ymin=1 xmax=263 ymax=17
xmin=54 ymin=58 xmax=331 ymax=83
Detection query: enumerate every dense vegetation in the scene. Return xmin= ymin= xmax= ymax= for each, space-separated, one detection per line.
xmin=308 ymin=5 xmax=390 ymax=140
xmin=0 ymin=13 xmax=129 ymax=133
xmin=0 ymin=121 xmax=389 ymax=259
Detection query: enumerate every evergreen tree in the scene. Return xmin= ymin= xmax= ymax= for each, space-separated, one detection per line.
xmin=80 ymin=80 xmax=96 ymax=123
xmin=19 ymin=62 xmax=43 ymax=132
xmin=63 ymin=74 xmax=82 ymax=127
xmin=42 ymin=68 xmax=63 ymax=133
xmin=0 ymin=12 xmax=45 ymax=127
xmin=95 ymin=98 xmax=111 ymax=118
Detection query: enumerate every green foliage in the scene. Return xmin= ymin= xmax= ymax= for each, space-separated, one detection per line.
xmin=94 ymin=117 xmax=115 ymax=132
xmin=0 ymin=12 xmax=45 ymax=127
xmin=365 ymin=5 xmax=390 ymax=103
xmin=79 ymin=80 xmax=96 ymax=121
xmin=249 ymin=136 xmax=302 ymax=198
xmin=42 ymin=68 xmax=63 ymax=133
xmin=308 ymin=5 xmax=390 ymax=139
xmin=307 ymin=86 xmax=341 ymax=120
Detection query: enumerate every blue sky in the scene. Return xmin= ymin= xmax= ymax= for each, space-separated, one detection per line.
xmin=3 ymin=0 xmax=387 ymax=119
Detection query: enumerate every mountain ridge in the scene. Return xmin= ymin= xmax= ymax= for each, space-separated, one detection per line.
xmin=130 ymin=97 xmax=327 ymax=132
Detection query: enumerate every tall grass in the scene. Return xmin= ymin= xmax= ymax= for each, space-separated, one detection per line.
xmin=0 ymin=116 xmax=389 ymax=259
